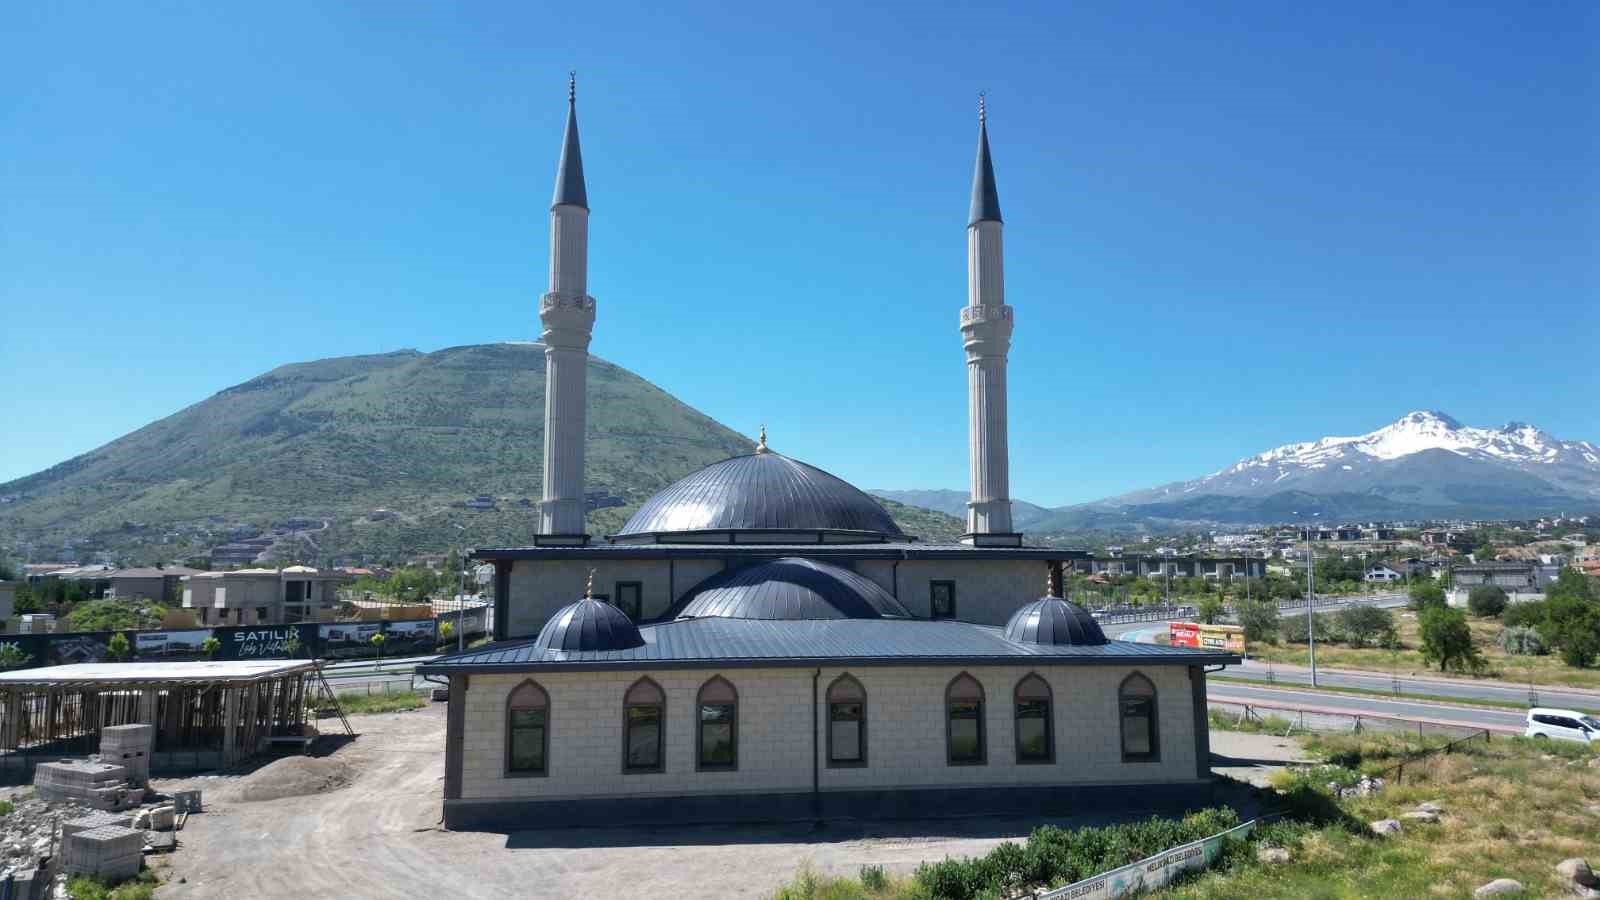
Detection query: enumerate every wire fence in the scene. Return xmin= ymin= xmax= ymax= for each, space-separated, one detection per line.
xmin=1208 ymin=697 xmax=1498 ymax=741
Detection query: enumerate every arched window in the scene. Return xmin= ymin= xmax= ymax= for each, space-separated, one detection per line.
xmin=623 ymin=677 xmax=665 ymax=774
xmin=1119 ymin=672 xmax=1158 ymax=762
xmin=826 ymin=674 xmax=866 ymax=767
xmin=696 ymin=676 xmax=738 ymax=771
xmin=1014 ymin=674 xmax=1053 ymax=764
xmin=506 ymin=680 xmax=549 ymax=776
xmin=945 ymin=673 xmax=986 ymax=765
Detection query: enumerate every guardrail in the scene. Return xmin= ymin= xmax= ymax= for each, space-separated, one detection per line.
xmin=1090 ymin=593 xmax=1398 ymax=625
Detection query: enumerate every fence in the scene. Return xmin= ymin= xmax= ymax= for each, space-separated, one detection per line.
xmin=0 ymin=606 xmax=490 ymax=674
xmin=1037 ymin=818 xmax=1258 ymax=900
xmin=1208 ymin=697 xmax=1500 ymax=741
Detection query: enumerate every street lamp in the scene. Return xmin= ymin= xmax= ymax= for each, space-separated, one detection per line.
xmin=1295 ymin=511 xmax=1321 ymax=687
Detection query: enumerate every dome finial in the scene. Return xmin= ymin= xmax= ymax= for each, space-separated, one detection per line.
xmin=1045 ymin=565 xmax=1055 ymax=598
xmin=756 ymin=424 xmax=769 ymax=454
xmin=584 ymin=567 xmax=595 ymax=599
xmin=978 ymin=91 xmax=986 ymax=126
xmin=568 ymin=70 xmax=576 ymax=105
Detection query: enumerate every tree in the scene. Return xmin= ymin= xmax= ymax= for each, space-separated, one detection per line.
xmin=1418 ymin=606 xmax=1482 ymax=673
xmin=370 ymin=632 xmax=386 ymax=659
xmin=1503 ymin=600 xmax=1547 ymax=630
xmin=106 ymin=632 xmax=131 ymax=661
xmin=438 ymin=620 xmax=455 ymax=646
xmin=1337 ymin=605 xmax=1396 ymax=648
xmin=1235 ymin=597 xmax=1280 ymax=645
xmin=1551 ymin=607 xmax=1600 ymax=669
xmin=1408 ymin=578 xmax=1446 ymax=611
xmin=1467 ymin=585 xmax=1508 ymax=618
xmin=0 ymin=643 xmax=32 ymax=670
xmin=67 ymin=599 xmax=163 ymax=633
xmin=200 ymin=636 xmax=221 ymax=659
xmin=1195 ymin=596 xmax=1225 ymax=625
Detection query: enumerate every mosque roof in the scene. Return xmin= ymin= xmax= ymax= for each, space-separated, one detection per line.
xmin=417 ymin=617 xmax=1238 ymax=674
xmin=1003 ymin=596 xmax=1108 ymax=646
xmin=534 ymin=597 xmax=645 ymax=652
xmin=969 ymin=99 xmax=1002 ymax=226
xmin=665 ymin=557 xmax=912 ymax=621
xmin=552 ymin=74 xmax=587 ymax=210
xmin=614 ymin=449 xmax=906 ymax=541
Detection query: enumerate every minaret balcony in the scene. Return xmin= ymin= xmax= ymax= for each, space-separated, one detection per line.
xmin=539 ymin=292 xmax=597 ymax=331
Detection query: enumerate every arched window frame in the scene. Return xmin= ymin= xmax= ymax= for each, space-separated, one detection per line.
xmin=505 ymin=679 xmax=549 ymax=777
xmin=1119 ymin=671 xmax=1159 ymax=763
xmin=696 ymin=675 xmax=739 ymax=772
xmin=825 ymin=673 xmax=867 ymax=768
xmin=1013 ymin=673 xmax=1054 ymax=765
xmin=621 ymin=676 xmax=666 ymax=774
xmin=945 ymin=672 xmax=986 ymax=766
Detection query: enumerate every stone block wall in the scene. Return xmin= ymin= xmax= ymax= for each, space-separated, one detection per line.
xmin=456 ymin=663 xmax=1202 ymax=804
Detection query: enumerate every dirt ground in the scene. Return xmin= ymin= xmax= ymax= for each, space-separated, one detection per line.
xmin=152 ymin=706 xmax=1293 ymax=900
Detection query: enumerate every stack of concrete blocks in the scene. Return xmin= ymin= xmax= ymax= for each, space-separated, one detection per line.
xmin=61 ymin=810 xmax=134 ymax=841
xmin=60 ymin=824 xmax=143 ymax=881
xmin=98 ymin=724 xmax=155 ymax=787
xmin=33 ymin=760 xmax=143 ymax=810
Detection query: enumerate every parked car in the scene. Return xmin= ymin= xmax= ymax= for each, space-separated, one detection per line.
xmin=1525 ymin=708 xmax=1600 ymax=745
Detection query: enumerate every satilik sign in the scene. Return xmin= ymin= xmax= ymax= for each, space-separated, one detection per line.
xmin=230 ymin=626 xmax=311 ymax=659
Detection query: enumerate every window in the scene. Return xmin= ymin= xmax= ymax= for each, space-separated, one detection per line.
xmin=506 ymin=680 xmax=549 ymax=776
xmin=930 ymin=581 xmax=956 ymax=620
xmin=826 ymin=674 xmax=866 ymax=767
xmin=697 ymin=676 xmax=738 ymax=771
xmin=614 ymin=581 xmax=642 ymax=620
xmin=255 ymin=607 xmax=269 ymax=623
xmin=622 ymin=677 xmax=664 ymax=773
xmin=945 ymin=673 xmax=985 ymax=765
xmin=1014 ymin=674 xmax=1053 ymax=764
xmin=1119 ymin=672 xmax=1158 ymax=762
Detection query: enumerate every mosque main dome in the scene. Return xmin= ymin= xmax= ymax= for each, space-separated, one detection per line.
xmin=613 ymin=447 xmax=907 ymax=542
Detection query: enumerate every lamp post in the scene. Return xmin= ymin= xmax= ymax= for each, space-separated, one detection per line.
xmin=1296 ymin=511 xmax=1320 ymax=687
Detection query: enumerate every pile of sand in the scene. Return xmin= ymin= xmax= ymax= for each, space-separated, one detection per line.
xmin=228 ymin=756 xmax=354 ymax=803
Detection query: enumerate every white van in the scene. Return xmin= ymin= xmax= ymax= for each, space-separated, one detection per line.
xmin=1525 ymin=708 xmax=1600 ymax=745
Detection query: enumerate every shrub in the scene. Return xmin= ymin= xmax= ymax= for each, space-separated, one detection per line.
xmin=105 ymin=633 xmax=131 ymax=661
xmin=857 ymin=865 xmax=887 ymax=892
xmin=1235 ymin=597 xmax=1280 ymax=644
xmin=67 ymin=599 xmax=163 ymax=632
xmin=1502 ymin=600 xmax=1547 ymax=629
xmin=1467 ymin=585 xmax=1509 ymax=617
xmin=1408 ymin=579 xmax=1446 ymax=611
xmin=1337 ymin=605 xmax=1396 ymax=648
xmin=1498 ymin=625 xmax=1547 ymax=656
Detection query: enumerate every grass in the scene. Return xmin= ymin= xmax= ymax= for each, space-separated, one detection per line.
xmin=332 ymin=690 xmax=428 ymax=715
xmin=67 ymin=870 xmax=160 ymax=900
xmin=1246 ymin=610 xmax=1600 ymax=691
xmin=1208 ymin=708 xmax=1298 ymax=735
xmin=1210 ymin=674 xmax=1600 ymax=716
xmin=0 ymin=799 xmax=13 ymax=817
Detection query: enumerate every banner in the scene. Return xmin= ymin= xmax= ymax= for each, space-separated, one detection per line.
xmin=1039 ymin=820 xmax=1256 ymax=900
xmin=1168 ymin=622 xmax=1245 ymax=654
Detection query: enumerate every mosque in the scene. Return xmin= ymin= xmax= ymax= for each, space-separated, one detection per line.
xmin=417 ymin=80 xmax=1239 ymax=831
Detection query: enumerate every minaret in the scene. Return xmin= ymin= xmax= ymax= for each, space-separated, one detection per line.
xmin=960 ymin=94 xmax=1019 ymax=546
xmin=538 ymin=73 xmax=595 ymax=542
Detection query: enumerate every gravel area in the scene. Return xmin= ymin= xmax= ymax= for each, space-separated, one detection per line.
xmin=1208 ymin=729 xmax=1314 ymax=787
xmin=156 ymin=706 xmax=1265 ymax=899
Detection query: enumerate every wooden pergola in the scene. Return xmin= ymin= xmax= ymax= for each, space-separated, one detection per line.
xmin=0 ymin=660 xmax=320 ymax=776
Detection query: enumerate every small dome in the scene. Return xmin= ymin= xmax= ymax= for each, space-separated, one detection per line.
xmin=1003 ymin=597 xmax=1108 ymax=646
xmin=616 ymin=451 xmax=906 ymax=540
xmin=671 ymin=558 xmax=911 ymax=621
xmin=535 ymin=598 xmax=646 ymax=652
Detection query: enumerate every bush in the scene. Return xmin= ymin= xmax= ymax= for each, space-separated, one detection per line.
xmin=857 ymin=865 xmax=887 ymax=892
xmin=1196 ymin=596 xmax=1225 ymax=624
xmin=1554 ymin=609 xmax=1600 ymax=669
xmin=1467 ymin=585 xmax=1509 ymax=617
xmin=1498 ymin=625 xmax=1547 ymax=656
xmin=1337 ymin=605 xmax=1396 ymax=648
xmin=1502 ymin=600 xmax=1547 ymax=630
xmin=1235 ymin=597 xmax=1280 ymax=644
xmin=1408 ymin=579 xmax=1446 ymax=611
xmin=66 ymin=599 xmax=164 ymax=633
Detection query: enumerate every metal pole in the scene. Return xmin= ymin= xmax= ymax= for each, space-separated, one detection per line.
xmin=1306 ymin=529 xmax=1318 ymax=687
xmin=457 ymin=559 xmax=467 ymax=654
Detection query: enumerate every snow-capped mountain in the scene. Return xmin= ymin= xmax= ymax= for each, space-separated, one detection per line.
xmin=1066 ymin=411 xmax=1600 ymax=526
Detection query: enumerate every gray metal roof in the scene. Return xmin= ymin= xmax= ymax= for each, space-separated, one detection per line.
xmin=416 ymin=617 xmax=1238 ymax=674
xmin=968 ymin=119 xmax=1002 ymax=226
xmin=535 ymin=598 xmax=645 ymax=652
xmin=667 ymin=558 xmax=912 ymax=621
xmin=615 ymin=452 xmax=907 ymax=539
xmin=1003 ymin=597 xmax=1108 ymax=646
xmin=552 ymin=92 xmax=587 ymax=210
xmin=474 ymin=542 xmax=1086 ymax=561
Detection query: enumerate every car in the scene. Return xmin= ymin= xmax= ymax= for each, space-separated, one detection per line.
xmin=1524 ymin=707 xmax=1600 ymax=745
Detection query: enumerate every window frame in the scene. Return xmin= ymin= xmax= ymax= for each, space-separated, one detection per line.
xmin=930 ymin=580 xmax=957 ymax=620
xmin=1013 ymin=673 xmax=1054 ymax=765
xmin=613 ymin=581 xmax=643 ymax=620
xmin=1118 ymin=671 xmax=1160 ymax=764
xmin=504 ymin=679 xmax=550 ymax=778
xmin=825 ymin=673 xmax=868 ymax=768
xmin=621 ymin=676 xmax=665 ymax=775
xmin=695 ymin=676 xmax=739 ymax=772
xmin=945 ymin=672 xmax=987 ymax=766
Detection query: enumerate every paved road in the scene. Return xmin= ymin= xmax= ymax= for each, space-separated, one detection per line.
xmin=1220 ymin=660 xmax=1599 ymax=712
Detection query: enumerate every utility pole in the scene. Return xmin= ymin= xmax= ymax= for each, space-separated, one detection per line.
xmin=1297 ymin=511 xmax=1320 ymax=688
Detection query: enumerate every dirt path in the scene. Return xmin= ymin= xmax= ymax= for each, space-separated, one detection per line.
xmin=157 ymin=707 xmax=1261 ymax=899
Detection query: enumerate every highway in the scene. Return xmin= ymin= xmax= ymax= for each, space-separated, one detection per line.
xmin=1208 ymin=682 xmax=1529 ymax=734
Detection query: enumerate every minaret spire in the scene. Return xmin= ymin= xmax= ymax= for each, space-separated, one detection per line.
xmin=959 ymin=94 xmax=1018 ymax=546
xmin=538 ymin=74 xmax=597 ymax=543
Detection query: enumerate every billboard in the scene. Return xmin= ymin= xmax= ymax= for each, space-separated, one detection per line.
xmin=1168 ymin=622 xmax=1245 ymax=654
xmin=135 ymin=629 xmax=214 ymax=660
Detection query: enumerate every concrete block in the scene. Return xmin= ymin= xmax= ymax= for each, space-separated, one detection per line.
xmin=147 ymin=804 xmax=175 ymax=831
xmin=62 ymin=825 xmax=144 ymax=881
xmin=63 ymin=812 xmax=135 ymax=841
xmin=100 ymin=724 xmax=155 ymax=786
xmin=34 ymin=760 xmax=132 ymax=807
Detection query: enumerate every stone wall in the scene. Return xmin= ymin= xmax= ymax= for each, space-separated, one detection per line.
xmin=457 ymin=663 xmax=1202 ymax=804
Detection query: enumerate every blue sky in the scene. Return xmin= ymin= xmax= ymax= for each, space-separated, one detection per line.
xmin=2 ymin=1 xmax=1596 ymax=506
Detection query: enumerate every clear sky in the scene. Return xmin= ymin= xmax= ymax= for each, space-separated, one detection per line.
xmin=2 ymin=2 xmax=1596 ymax=506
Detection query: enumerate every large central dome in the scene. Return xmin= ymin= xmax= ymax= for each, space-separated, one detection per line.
xmin=614 ymin=450 xmax=907 ymax=542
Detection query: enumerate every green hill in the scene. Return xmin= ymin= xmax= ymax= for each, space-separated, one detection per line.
xmin=0 ymin=343 xmax=963 ymax=563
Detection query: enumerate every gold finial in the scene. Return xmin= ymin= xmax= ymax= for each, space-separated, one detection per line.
xmin=584 ymin=567 xmax=595 ymax=599
xmin=568 ymin=71 xmax=576 ymax=104
xmin=978 ymin=91 xmax=986 ymax=126
xmin=1046 ymin=565 xmax=1055 ymax=598
xmin=756 ymin=424 xmax=769 ymax=454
